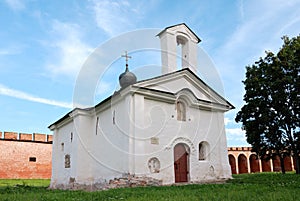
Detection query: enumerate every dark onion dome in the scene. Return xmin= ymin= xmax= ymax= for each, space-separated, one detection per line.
xmin=119 ymin=64 xmax=137 ymax=88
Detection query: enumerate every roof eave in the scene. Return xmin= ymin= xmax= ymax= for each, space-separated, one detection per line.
xmin=156 ymin=23 xmax=201 ymax=43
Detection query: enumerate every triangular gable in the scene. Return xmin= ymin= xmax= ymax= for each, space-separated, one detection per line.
xmin=134 ymin=68 xmax=234 ymax=110
xmin=49 ymin=68 xmax=234 ymax=129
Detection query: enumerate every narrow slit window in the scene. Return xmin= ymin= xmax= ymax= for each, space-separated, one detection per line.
xmin=113 ymin=110 xmax=116 ymax=125
xmin=96 ymin=117 xmax=99 ymax=135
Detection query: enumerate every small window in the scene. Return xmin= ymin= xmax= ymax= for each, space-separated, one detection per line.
xmin=176 ymin=101 xmax=186 ymax=121
xmin=199 ymin=142 xmax=209 ymax=161
xmin=113 ymin=110 xmax=116 ymax=125
xmin=65 ymin=154 xmax=71 ymax=168
xmin=96 ymin=116 xmax=99 ymax=135
xmin=29 ymin=157 xmax=36 ymax=162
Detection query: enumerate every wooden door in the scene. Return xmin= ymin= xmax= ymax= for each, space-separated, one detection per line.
xmin=174 ymin=144 xmax=188 ymax=183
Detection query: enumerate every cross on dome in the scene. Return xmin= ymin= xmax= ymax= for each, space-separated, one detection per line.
xmin=121 ymin=51 xmax=132 ymax=67
xmin=119 ymin=51 xmax=137 ymax=88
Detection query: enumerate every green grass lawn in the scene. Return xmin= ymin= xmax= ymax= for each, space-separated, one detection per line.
xmin=0 ymin=173 xmax=299 ymax=201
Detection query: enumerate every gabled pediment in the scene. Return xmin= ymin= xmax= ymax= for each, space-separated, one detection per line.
xmin=134 ymin=68 xmax=234 ymax=111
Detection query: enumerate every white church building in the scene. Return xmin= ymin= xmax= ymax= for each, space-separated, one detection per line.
xmin=49 ymin=24 xmax=234 ymax=190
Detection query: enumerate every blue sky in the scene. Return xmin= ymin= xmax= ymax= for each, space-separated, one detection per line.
xmin=0 ymin=0 xmax=299 ymax=146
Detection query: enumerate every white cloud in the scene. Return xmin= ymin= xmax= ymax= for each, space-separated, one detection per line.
xmin=219 ymin=1 xmax=300 ymax=63
xmin=226 ymin=128 xmax=245 ymax=136
xmin=4 ymin=0 xmax=25 ymax=11
xmin=0 ymin=49 xmax=15 ymax=55
xmin=0 ymin=84 xmax=72 ymax=109
xmin=224 ymin=117 xmax=232 ymax=126
xmin=238 ymin=0 xmax=245 ymax=21
xmin=213 ymin=0 xmax=300 ymax=116
xmin=96 ymin=81 xmax=113 ymax=97
xmin=0 ymin=46 xmax=22 ymax=55
xmin=46 ymin=20 xmax=93 ymax=78
xmin=226 ymin=128 xmax=248 ymax=146
xmin=90 ymin=0 xmax=140 ymax=36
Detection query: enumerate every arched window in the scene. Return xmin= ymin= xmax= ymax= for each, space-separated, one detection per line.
xmin=199 ymin=141 xmax=209 ymax=160
xmin=176 ymin=35 xmax=189 ymax=68
xmin=177 ymin=101 xmax=186 ymax=121
xmin=65 ymin=154 xmax=70 ymax=168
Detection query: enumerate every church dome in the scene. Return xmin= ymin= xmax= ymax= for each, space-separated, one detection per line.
xmin=119 ymin=65 xmax=137 ymax=88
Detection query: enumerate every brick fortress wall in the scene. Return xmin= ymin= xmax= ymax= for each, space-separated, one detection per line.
xmin=0 ymin=131 xmax=52 ymax=179
xmin=1 ymin=131 xmax=296 ymax=179
xmin=227 ymin=147 xmax=296 ymax=174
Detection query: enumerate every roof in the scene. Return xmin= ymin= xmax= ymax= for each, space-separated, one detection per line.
xmin=156 ymin=23 xmax=201 ymax=43
xmin=48 ymin=96 xmax=112 ymax=129
xmin=135 ymin=68 xmax=235 ymax=109
xmin=48 ymin=68 xmax=234 ymax=130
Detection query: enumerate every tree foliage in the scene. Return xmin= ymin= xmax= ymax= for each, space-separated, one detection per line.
xmin=236 ymin=35 xmax=300 ymax=174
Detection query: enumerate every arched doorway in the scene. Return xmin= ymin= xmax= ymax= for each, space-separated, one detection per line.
xmin=293 ymin=157 xmax=297 ymax=171
xmin=174 ymin=143 xmax=189 ymax=183
xmin=249 ymin=154 xmax=260 ymax=173
xmin=238 ymin=154 xmax=248 ymax=174
xmin=228 ymin=154 xmax=237 ymax=174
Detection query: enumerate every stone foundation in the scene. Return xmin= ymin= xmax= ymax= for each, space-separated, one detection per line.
xmin=50 ymin=176 xmax=230 ymax=191
xmin=50 ymin=174 xmax=163 ymax=191
xmin=108 ymin=174 xmax=162 ymax=188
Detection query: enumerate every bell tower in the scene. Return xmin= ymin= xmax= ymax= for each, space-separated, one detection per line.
xmin=157 ymin=23 xmax=201 ymax=74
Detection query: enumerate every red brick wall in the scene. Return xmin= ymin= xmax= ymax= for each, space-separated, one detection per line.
xmin=0 ymin=134 xmax=52 ymax=179
xmin=19 ymin=133 xmax=32 ymax=141
xmin=4 ymin=132 xmax=18 ymax=140
xmin=34 ymin=133 xmax=46 ymax=142
xmin=47 ymin=135 xmax=53 ymax=142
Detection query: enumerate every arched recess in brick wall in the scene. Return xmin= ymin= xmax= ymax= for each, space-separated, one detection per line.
xmin=293 ymin=157 xmax=297 ymax=171
xmin=238 ymin=154 xmax=248 ymax=174
xmin=273 ymin=156 xmax=281 ymax=172
xmin=261 ymin=156 xmax=271 ymax=172
xmin=284 ymin=156 xmax=293 ymax=171
xmin=249 ymin=154 xmax=260 ymax=173
xmin=228 ymin=154 xmax=237 ymax=174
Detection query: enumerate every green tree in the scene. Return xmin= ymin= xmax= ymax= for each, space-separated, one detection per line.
xmin=236 ymin=35 xmax=300 ymax=174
